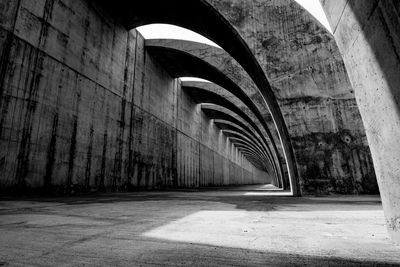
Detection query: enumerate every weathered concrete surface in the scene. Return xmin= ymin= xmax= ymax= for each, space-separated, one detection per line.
xmin=183 ymin=81 xmax=287 ymax=188
xmin=147 ymin=40 xmax=285 ymax=187
xmin=320 ymin=0 xmax=400 ymax=243
xmin=146 ymin=37 xmax=375 ymax=194
xmin=177 ymin=87 xmax=268 ymax=187
xmin=0 ymin=0 xmax=380 ymax=195
xmin=1 ymin=187 xmax=399 ymax=266
xmin=205 ymin=0 xmax=377 ymax=194
xmin=182 ymin=81 xmax=279 ymax=159
xmin=0 ymin=0 xmax=269 ymax=193
xmin=180 ymin=85 xmax=276 ymax=177
xmin=97 ymin=0 xmax=378 ymax=195
xmin=199 ymin=104 xmax=274 ymax=172
xmin=94 ymin=0 xmax=302 ymax=196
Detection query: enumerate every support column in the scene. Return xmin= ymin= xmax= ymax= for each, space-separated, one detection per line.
xmin=321 ymin=0 xmax=400 ymax=243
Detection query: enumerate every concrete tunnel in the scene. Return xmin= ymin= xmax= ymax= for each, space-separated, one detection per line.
xmin=1 ymin=0 xmax=400 ymax=264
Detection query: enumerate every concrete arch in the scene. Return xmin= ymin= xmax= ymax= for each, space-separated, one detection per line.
xmin=222 ymin=131 xmax=271 ymax=169
xmin=2 ymin=0 xmax=375 ymax=196
xmin=95 ymin=0 xmax=300 ymax=195
xmin=146 ymin=40 xmax=285 ymax=176
xmin=182 ymin=81 xmax=288 ymax=171
xmin=203 ymin=0 xmax=376 ymax=195
xmin=143 ymin=45 xmax=285 ymax=187
xmin=0 ymin=0 xmax=272 ymax=193
xmin=214 ymin=120 xmax=282 ymax=187
xmin=201 ymin=104 xmax=288 ymax=188
xmin=200 ymin=104 xmax=276 ymax=172
xmin=214 ymin=121 xmax=270 ymax=158
xmin=233 ymin=148 xmax=269 ymax=173
xmin=223 ymin=133 xmax=271 ymax=169
xmin=181 ymin=85 xmax=277 ymax=172
xmin=200 ymin=104 xmax=278 ymax=183
xmin=224 ymin=135 xmax=275 ymax=181
xmin=219 ymin=127 xmax=271 ymax=166
xmin=229 ymin=143 xmax=270 ymax=172
xmin=321 ymin=0 xmax=400 ymax=243
xmin=99 ymin=0 xmax=377 ymax=196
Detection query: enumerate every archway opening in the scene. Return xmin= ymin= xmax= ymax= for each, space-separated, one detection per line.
xmin=94 ymin=0 xmax=301 ymax=194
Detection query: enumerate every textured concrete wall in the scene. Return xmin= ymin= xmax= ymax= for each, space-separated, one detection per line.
xmin=320 ymin=0 xmax=400 ymax=243
xmin=0 ymin=0 xmax=270 ymax=193
xmin=207 ymin=0 xmax=377 ymax=194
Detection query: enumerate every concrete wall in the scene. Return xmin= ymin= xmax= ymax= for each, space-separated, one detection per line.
xmin=320 ymin=0 xmax=400 ymax=243
xmin=207 ymin=0 xmax=377 ymax=194
xmin=0 ymin=0 xmax=270 ymax=193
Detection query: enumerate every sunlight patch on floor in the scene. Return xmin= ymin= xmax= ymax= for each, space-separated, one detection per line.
xmin=143 ymin=209 xmax=397 ymax=261
xmin=243 ymin=191 xmax=292 ymax=196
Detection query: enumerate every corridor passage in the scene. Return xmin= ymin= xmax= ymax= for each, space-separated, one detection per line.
xmin=0 ymin=186 xmax=398 ymax=266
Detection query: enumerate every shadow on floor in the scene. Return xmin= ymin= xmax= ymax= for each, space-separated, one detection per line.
xmin=0 ymin=188 xmax=382 ymax=213
xmin=129 ymin=238 xmax=400 ymax=267
xmin=0 ymin=186 xmax=395 ymax=266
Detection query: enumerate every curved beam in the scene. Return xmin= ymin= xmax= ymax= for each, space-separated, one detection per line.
xmin=233 ymin=146 xmax=269 ymax=172
xmin=183 ymin=80 xmax=276 ymax=141
xmin=137 ymin=47 xmax=284 ymax=184
xmin=214 ymin=120 xmax=282 ymax=186
xmin=230 ymin=145 xmax=265 ymax=168
xmin=215 ymin=122 xmax=270 ymax=164
xmin=96 ymin=0 xmax=299 ymax=195
xmin=217 ymin=124 xmax=270 ymax=164
xmin=200 ymin=104 xmax=280 ymax=182
xmin=182 ymin=86 xmax=275 ymax=166
xmin=227 ymin=137 xmax=270 ymax=170
xmin=223 ymin=130 xmax=270 ymax=167
xmin=223 ymin=131 xmax=270 ymax=168
xmin=228 ymin=141 xmax=268 ymax=169
xmin=146 ymin=43 xmax=287 ymax=188
xmin=146 ymin=46 xmax=279 ymax=156
xmin=183 ymin=81 xmax=287 ymax=185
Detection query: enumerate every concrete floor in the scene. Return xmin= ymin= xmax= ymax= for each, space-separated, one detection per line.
xmin=0 ymin=186 xmax=399 ymax=266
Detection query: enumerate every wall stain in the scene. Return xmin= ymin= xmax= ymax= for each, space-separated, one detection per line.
xmin=44 ymin=113 xmax=58 ymax=189
xmin=84 ymin=126 xmax=94 ymax=190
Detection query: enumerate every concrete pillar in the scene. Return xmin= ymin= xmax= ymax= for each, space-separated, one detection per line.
xmin=320 ymin=0 xmax=400 ymax=243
